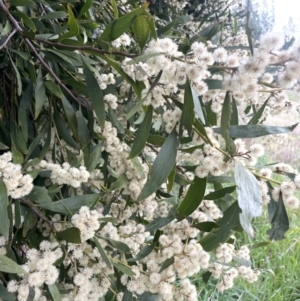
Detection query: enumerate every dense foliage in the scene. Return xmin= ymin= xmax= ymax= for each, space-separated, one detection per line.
xmin=0 ymin=0 xmax=299 ymax=300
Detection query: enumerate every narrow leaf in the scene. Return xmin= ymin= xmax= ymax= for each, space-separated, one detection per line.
xmin=199 ymin=202 xmax=241 ymax=251
xmin=177 ymin=176 xmax=206 ymax=220
xmin=248 ymin=96 xmax=269 ymax=125
xmin=59 ymin=5 xmax=79 ymax=41
xmin=38 ymin=194 xmax=99 ymax=214
xmin=204 ymin=186 xmax=236 ymax=200
xmin=129 ymin=106 xmax=153 ymax=158
xmin=112 ymin=262 xmax=135 ymax=277
xmin=213 ymin=123 xmax=298 ymax=138
xmin=221 ymin=91 xmax=236 ymax=154
xmin=267 ymin=192 xmax=289 ymax=240
xmin=82 ymin=59 xmax=105 ymax=128
xmin=56 ymin=227 xmax=81 ymax=243
xmin=100 ymin=7 xmax=144 ymax=42
xmin=0 ymin=179 xmax=9 ymax=239
xmin=48 ymin=284 xmax=62 ymax=301
xmin=137 ymin=129 xmax=177 ymax=201
xmin=0 ymin=255 xmax=27 ymax=274
xmin=179 ymin=79 xmax=194 ymax=137
xmin=35 ymin=67 xmax=46 ymax=119
xmin=93 ymin=237 xmax=111 ymax=268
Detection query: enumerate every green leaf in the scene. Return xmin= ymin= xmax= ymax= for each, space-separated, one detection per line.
xmin=248 ymin=96 xmax=269 ymax=125
xmin=179 ymin=79 xmax=195 ymax=137
xmin=199 ymin=201 xmax=241 ymax=251
xmin=167 ymin=167 xmax=175 ymax=192
xmin=245 ymin=11 xmax=254 ymax=55
xmin=0 ymin=179 xmax=9 ymax=239
xmin=110 ymin=174 xmax=128 ymax=191
xmin=18 ymin=82 xmax=32 ymax=143
xmin=157 ymin=20 xmax=177 ymax=36
xmin=77 ymin=108 xmax=91 ymax=160
xmin=35 ymin=67 xmax=46 ymax=119
xmin=61 ymin=98 xmax=78 ymax=141
xmin=10 ymin=0 xmax=34 ymax=6
xmin=48 ymin=284 xmax=62 ymax=301
xmin=231 ymin=96 xmax=239 ymax=126
xmin=0 ymin=255 xmax=27 ymax=274
xmin=59 ymin=5 xmax=79 ymax=41
xmin=220 ymin=91 xmax=236 ymax=154
xmin=100 ymin=7 xmax=144 ymax=42
xmin=39 ymin=11 xmax=68 ymax=20
xmin=213 ymin=123 xmax=298 ymax=138
xmin=0 ymin=283 xmax=16 ymax=301
xmin=78 ymin=0 xmax=93 ymax=18
xmin=159 ymin=258 xmax=174 ymax=273
xmin=54 ymin=108 xmax=78 ymax=149
xmin=122 ymin=289 xmax=133 ymax=301
xmin=147 ymin=135 xmax=165 ymax=146
xmin=267 ymin=192 xmax=289 ymax=240
xmin=10 ymin=58 xmax=22 ymax=96
xmin=86 ymin=144 xmax=102 ymax=172
xmin=132 ymin=15 xmax=150 ymax=51
xmin=128 ymin=52 xmax=164 ymax=65
xmin=38 ymin=194 xmax=99 ymax=214
xmin=145 ymin=207 xmax=177 ymax=232
xmin=56 ymin=227 xmax=81 ymax=244
xmin=192 ymin=221 xmax=219 ymax=232
xmin=12 ymin=11 xmax=36 ymax=31
xmin=177 ymin=176 xmax=206 ymax=220
xmin=204 ymin=186 xmax=236 ymax=200
xmin=112 ymin=262 xmax=135 ymax=277
xmin=106 ymin=239 xmax=131 ymax=254
xmin=82 ymin=59 xmax=105 ymax=128
xmin=27 ymin=186 xmax=52 ymax=204
xmin=93 ymin=237 xmax=111 ymax=268
xmin=137 ymin=129 xmax=177 ymax=201
xmin=129 ymin=106 xmax=153 ymax=158
xmin=128 ymin=243 xmax=155 ymax=262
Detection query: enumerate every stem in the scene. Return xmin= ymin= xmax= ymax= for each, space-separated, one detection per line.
xmin=0 ymin=29 xmax=16 ymax=49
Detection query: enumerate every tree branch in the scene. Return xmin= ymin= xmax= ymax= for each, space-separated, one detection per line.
xmin=20 ymin=198 xmax=56 ymax=232
xmin=34 ymin=38 xmax=138 ymax=58
xmin=0 ymin=0 xmax=88 ymax=108
xmin=0 ymin=29 xmax=16 ymax=50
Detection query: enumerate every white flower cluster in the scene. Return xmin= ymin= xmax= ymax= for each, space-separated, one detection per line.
xmin=112 ymin=33 xmax=131 ymax=48
xmin=7 ymin=241 xmax=63 ymax=301
xmin=209 ymin=244 xmax=260 ymax=292
xmin=71 ymin=206 xmax=102 ymax=242
xmin=39 ymin=161 xmax=90 ymax=188
xmin=96 ymin=72 xmax=116 ymax=90
xmin=0 ymin=152 xmax=33 ymax=198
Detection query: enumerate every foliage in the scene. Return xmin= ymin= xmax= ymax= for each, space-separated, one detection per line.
xmin=0 ymin=0 xmax=299 ymax=300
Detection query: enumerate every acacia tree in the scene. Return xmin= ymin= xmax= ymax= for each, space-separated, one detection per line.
xmin=0 ymin=0 xmax=299 ymax=300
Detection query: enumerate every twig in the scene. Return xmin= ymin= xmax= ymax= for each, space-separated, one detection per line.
xmin=0 ymin=0 xmax=88 ymax=108
xmin=0 ymin=29 xmax=16 ymax=49
xmin=20 ymin=198 xmax=56 ymax=232
xmin=34 ymin=38 xmax=138 ymax=58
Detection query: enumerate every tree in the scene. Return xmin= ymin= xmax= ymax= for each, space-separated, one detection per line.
xmin=0 ymin=0 xmax=298 ymax=300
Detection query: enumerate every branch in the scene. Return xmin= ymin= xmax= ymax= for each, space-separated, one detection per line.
xmin=0 ymin=0 xmax=88 ymax=108
xmin=20 ymin=198 xmax=56 ymax=232
xmin=34 ymin=38 xmax=138 ymax=58
xmin=0 ymin=29 xmax=16 ymax=50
